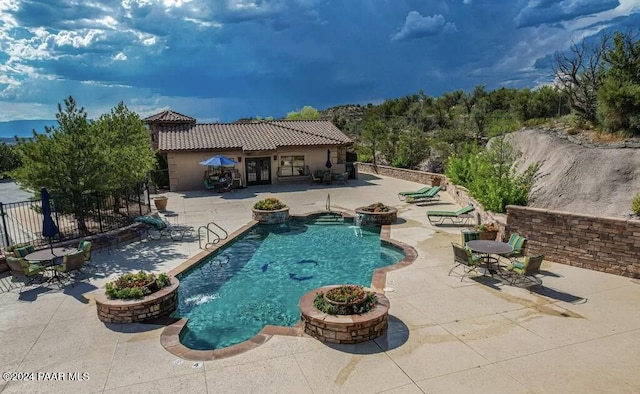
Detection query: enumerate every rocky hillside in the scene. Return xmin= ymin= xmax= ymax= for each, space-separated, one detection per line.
xmin=506 ymin=128 xmax=640 ymax=219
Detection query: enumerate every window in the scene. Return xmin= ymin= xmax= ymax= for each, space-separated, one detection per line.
xmin=280 ymin=155 xmax=305 ymax=176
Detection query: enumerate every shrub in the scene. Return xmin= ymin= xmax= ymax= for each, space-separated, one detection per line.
xmin=313 ymin=286 xmax=378 ymax=315
xmin=445 ymin=137 xmax=538 ymax=213
xmin=632 ymin=193 xmax=640 ymax=216
xmin=475 ymin=223 xmax=497 ymax=232
xmin=253 ymin=197 xmax=286 ymax=211
xmin=105 ymin=271 xmax=170 ymax=299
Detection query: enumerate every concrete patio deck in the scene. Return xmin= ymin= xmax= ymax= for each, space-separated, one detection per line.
xmin=1 ymin=173 xmax=639 ymax=393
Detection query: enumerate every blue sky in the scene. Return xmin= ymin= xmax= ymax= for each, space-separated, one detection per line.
xmin=0 ymin=0 xmax=639 ymax=134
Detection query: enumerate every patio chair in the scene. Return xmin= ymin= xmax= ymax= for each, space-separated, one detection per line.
xmin=427 ymin=205 xmax=475 ymax=226
xmin=461 ymin=229 xmax=480 ymax=245
xmin=449 ymin=243 xmax=481 ymax=281
xmin=311 ymin=170 xmax=323 ymax=183
xmin=405 ymin=186 xmax=442 ymax=203
xmin=505 ymin=254 xmax=544 ymax=287
xmin=7 ymin=256 xmax=46 ymax=285
xmin=499 ymin=233 xmax=527 ymax=260
xmin=398 ymin=186 xmax=433 ymax=201
xmin=55 ymin=250 xmax=86 ymax=281
xmin=78 ymin=240 xmax=92 ymax=262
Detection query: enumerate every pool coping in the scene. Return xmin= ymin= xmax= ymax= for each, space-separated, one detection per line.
xmin=160 ymin=210 xmax=417 ymax=360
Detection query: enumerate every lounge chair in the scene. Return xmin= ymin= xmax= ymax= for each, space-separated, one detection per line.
xmin=449 ymin=243 xmax=481 ymax=281
xmin=499 ymin=233 xmax=527 ymax=260
xmin=405 ymin=186 xmax=442 ymax=203
xmin=505 ymin=254 xmax=544 ymax=287
xmin=398 ymin=186 xmax=433 ymax=201
xmin=427 ymin=205 xmax=475 ymax=226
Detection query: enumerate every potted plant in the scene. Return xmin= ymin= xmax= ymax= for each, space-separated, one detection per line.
xmin=474 ymin=222 xmax=498 ymax=240
xmin=252 ymin=197 xmax=289 ymax=223
xmin=105 ymin=271 xmax=171 ymax=300
xmin=153 ymin=195 xmax=168 ymax=211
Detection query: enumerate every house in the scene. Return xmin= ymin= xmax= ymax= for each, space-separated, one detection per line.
xmin=143 ymin=110 xmax=353 ymax=191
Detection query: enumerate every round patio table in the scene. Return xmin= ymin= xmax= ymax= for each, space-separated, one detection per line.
xmin=466 ymin=240 xmax=513 ymax=275
xmin=24 ymin=247 xmax=78 ymax=262
xmin=24 ymin=247 xmax=79 ymax=283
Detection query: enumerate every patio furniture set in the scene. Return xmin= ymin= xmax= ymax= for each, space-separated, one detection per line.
xmin=3 ymin=240 xmax=92 ymax=288
xmin=449 ymin=233 xmax=544 ymax=287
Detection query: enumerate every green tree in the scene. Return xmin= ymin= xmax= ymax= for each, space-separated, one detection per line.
xmin=360 ymin=115 xmax=386 ymax=166
xmin=12 ymin=96 xmax=155 ymax=234
xmin=445 ymin=137 xmax=537 ymax=213
xmin=0 ymin=143 xmax=21 ymax=176
xmin=286 ymin=105 xmax=320 ymax=120
xmin=597 ymin=31 xmax=640 ymax=134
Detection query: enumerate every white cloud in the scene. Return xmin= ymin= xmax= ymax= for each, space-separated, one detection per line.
xmin=113 ymin=52 xmax=127 ymax=61
xmin=392 ymin=11 xmax=457 ymax=42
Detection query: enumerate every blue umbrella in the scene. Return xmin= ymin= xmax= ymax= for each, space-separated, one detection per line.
xmin=41 ymin=187 xmax=59 ymax=252
xmin=199 ymin=155 xmax=238 ymax=167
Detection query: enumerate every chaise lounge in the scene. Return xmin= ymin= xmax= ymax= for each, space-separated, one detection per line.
xmin=398 ymin=186 xmax=434 ymax=201
xmin=426 ymin=204 xmax=475 ymax=226
xmin=406 ymin=186 xmax=442 ymax=204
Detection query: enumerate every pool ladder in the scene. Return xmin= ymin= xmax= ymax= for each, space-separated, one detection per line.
xmin=198 ymin=221 xmax=228 ymax=250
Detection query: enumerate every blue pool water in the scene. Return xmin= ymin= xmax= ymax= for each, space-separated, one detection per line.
xmin=175 ymin=217 xmax=405 ymax=350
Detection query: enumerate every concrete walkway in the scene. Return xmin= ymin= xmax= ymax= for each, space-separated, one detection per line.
xmin=1 ymin=174 xmax=639 ymax=393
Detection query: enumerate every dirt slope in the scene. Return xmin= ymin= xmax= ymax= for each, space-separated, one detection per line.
xmin=505 ymin=129 xmax=640 ymax=219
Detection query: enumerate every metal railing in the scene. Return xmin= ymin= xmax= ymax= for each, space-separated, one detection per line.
xmin=0 ymin=182 xmax=150 ymax=249
xmin=198 ymin=221 xmax=228 ymax=250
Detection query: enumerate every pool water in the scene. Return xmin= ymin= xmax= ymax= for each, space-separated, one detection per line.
xmin=175 ymin=217 xmax=405 ymax=350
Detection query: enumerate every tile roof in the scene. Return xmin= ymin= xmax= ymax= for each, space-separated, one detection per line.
xmin=158 ymin=120 xmax=352 ymax=152
xmin=142 ymin=110 xmax=196 ymax=123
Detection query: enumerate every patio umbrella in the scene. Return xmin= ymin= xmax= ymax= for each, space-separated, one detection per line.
xmin=199 ymin=155 xmax=238 ymax=167
xmin=41 ymin=187 xmax=59 ymax=253
xmin=325 ymin=149 xmax=332 ymax=169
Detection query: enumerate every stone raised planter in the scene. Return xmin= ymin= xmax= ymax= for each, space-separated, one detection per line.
xmin=252 ymin=206 xmax=290 ymax=224
xmin=95 ymin=276 xmax=179 ymax=324
xmin=299 ymin=285 xmax=390 ymax=344
xmin=355 ymin=207 xmax=398 ymax=226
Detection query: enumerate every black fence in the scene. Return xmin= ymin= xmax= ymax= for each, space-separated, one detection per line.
xmin=0 ymin=183 xmax=151 ymax=249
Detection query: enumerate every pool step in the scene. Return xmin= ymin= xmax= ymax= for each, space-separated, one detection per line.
xmin=311 ymin=214 xmax=345 ymax=225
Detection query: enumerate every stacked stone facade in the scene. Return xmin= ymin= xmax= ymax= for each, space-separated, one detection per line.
xmin=506 ymin=206 xmax=640 ymax=278
xmin=95 ymin=277 xmax=179 ymax=323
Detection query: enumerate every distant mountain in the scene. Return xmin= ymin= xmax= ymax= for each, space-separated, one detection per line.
xmin=0 ymin=119 xmax=56 ymax=138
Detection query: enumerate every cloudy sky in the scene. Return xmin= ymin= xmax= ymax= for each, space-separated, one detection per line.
xmin=1 ymin=0 xmax=639 ymax=131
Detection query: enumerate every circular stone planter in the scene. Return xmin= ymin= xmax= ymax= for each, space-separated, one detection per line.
xmin=252 ymin=206 xmax=290 ymax=224
xmin=299 ymin=285 xmax=390 ymax=344
xmin=95 ymin=276 xmax=179 ymax=324
xmin=354 ymin=206 xmax=398 ymax=226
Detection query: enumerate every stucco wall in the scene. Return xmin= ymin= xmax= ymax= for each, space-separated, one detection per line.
xmin=167 ymin=150 xmax=244 ymax=191
xmin=506 ymin=206 xmax=640 ymax=278
xmin=168 ymin=146 xmax=347 ymax=191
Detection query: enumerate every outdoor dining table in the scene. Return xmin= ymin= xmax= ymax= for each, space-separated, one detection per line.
xmin=24 ymin=247 xmax=79 ymax=282
xmin=466 ymin=240 xmax=513 ymax=275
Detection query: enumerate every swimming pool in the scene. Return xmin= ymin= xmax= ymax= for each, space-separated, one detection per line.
xmin=174 ymin=216 xmax=405 ymax=350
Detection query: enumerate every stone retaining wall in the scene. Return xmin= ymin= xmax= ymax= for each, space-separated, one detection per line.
xmin=506 ymin=206 xmax=640 ymax=278
xmin=299 ymin=286 xmax=390 ymax=344
xmin=355 ymin=163 xmax=444 ymax=186
xmin=95 ymin=277 xmax=179 ymax=323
